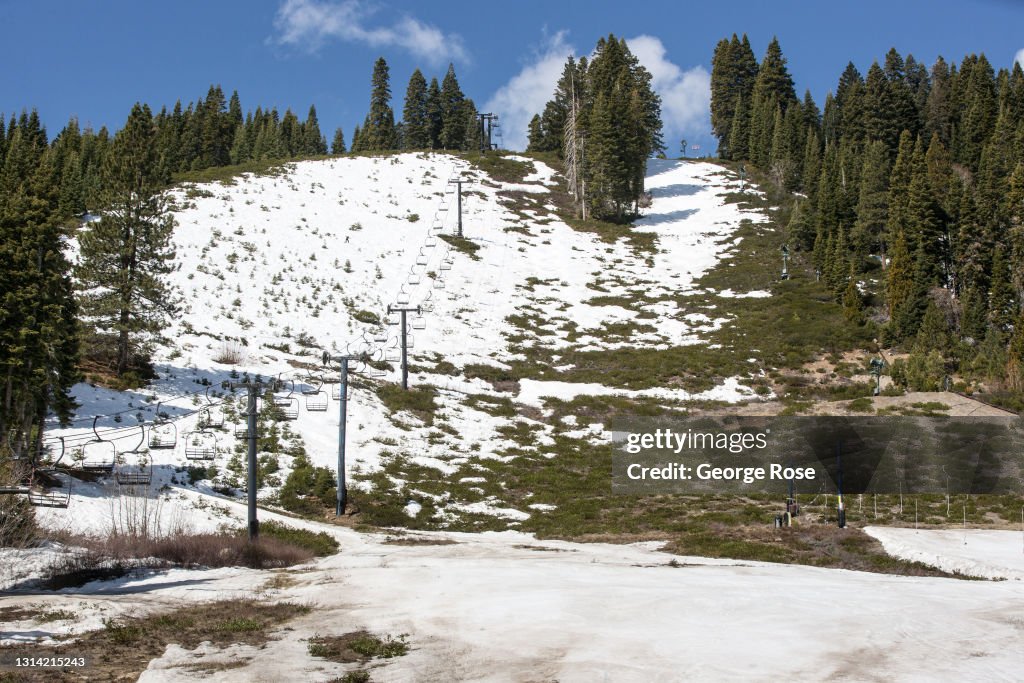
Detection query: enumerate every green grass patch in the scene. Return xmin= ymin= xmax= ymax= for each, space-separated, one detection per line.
xmin=440 ymin=235 xmax=482 ymax=260
xmin=257 ymin=520 xmax=339 ymax=557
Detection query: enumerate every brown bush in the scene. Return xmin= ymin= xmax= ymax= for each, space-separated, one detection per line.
xmin=35 ymin=531 xmax=314 ymax=589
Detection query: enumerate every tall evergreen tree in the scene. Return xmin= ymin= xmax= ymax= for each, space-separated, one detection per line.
xmin=76 ymin=104 xmax=177 ymax=377
xmin=439 ymin=64 xmax=466 ymax=150
xmin=331 ymin=127 xmax=346 ymax=154
xmin=402 ymin=69 xmax=430 ymax=150
xmin=362 ymin=58 xmax=397 ymax=151
xmin=425 ymin=77 xmax=442 ymax=149
xmin=852 ymin=139 xmax=891 ymax=262
xmin=302 ymin=105 xmax=327 ymax=155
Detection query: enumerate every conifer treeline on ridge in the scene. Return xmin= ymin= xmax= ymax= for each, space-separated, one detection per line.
xmin=711 ymin=34 xmax=1024 ymax=395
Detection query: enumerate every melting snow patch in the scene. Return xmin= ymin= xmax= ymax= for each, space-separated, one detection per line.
xmin=865 ymin=527 xmax=1024 ymax=580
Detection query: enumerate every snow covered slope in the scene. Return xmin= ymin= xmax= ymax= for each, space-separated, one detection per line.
xmin=44 ymin=153 xmax=767 ymax=530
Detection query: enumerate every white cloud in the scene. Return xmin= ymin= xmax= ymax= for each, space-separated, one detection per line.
xmin=486 ymin=32 xmax=709 ymax=153
xmin=484 ymin=30 xmax=575 ymax=152
xmin=272 ymin=0 xmax=467 ymax=65
xmin=627 ymin=35 xmax=711 ymax=150
xmin=1015 ymin=48 xmax=1024 ymax=69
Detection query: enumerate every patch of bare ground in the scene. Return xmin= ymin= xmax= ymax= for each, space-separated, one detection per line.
xmin=661 ymin=523 xmax=971 ymax=578
xmin=0 ymin=599 xmax=310 ymax=682
xmin=381 ymin=535 xmax=457 ymax=546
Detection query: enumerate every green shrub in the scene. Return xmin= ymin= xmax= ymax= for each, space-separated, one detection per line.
xmin=258 ymin=520 xmax=339 ymax=556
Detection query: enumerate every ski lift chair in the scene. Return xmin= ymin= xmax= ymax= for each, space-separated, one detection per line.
xmin=270 ymin=377 xmax=299 ymax=420
xmin=198 ymin=387 xmax=225 ymax=428
xmin=184 ymin=429 xmax=218 ymax=461
xmin=81 ymin=416 xmax=116 ymax=473
xmin=148 ymin=403 xmax=178 ymax=449
xmin=304 ymin=379 xmax=328 ymax=411
xmin=115 ymin=425 xmax=153 ymax=486
xmin=412 ymin=316 xmax=426 ymax=331
xmin=27 ymin=469 xmax=71 ymax=509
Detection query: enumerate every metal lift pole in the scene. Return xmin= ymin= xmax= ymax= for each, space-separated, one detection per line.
xmin=323 ymin=350 xmax=371 ymax=516
xmin=447 ymin=178 xmax=475 ymax=238
xmin=387 ymin=305 xmax=422 ymax=390
xmin=223 ymin=377 xmax=275 ymax=541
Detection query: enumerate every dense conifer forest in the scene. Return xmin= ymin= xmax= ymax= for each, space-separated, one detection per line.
xmin=709 ymin=35 xmax=1024 ymax=405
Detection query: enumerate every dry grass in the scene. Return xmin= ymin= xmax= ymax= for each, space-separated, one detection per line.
xmin=308 ymin=631 xmax=410 ymax=663
xmin=0 ymin=599 xmax=310 ymax=682
xmin=33 ymin=531 xmax=315 ymax=590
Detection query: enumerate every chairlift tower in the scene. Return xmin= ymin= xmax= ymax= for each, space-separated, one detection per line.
xmin=323 ymin=350 xmax=372 ymax=516
xmin=387 ymin=304 xmax=421 ymax=390
xmin=222 ymin=375 xmax=279 ymax=541
xmin=447 ymin=178 xmax=475 ymax=238
xmin=477 ymin=113 xmax=499 ymax=153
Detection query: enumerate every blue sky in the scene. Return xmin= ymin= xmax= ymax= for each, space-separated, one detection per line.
xmin=3 ymin=0 xmax=1023 ymax=152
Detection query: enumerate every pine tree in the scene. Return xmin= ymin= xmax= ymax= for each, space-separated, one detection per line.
xmin=537 ymin=57 xmax=582 ymax=155
xmin=402 ymin=69 xmax=429 ymax=150
xmin=727 ymin=93 xmax=750 ymax=159
xmin=904 ymin=136 xmax=946 ymax=285
xmin=751 ymin=37 xmax=797 ymax=112
xmin=425 ymin=77 xmax=442 ymax=149
xmin=362 ymin=58 xmax=397 ymax=151
xmin=302 ymin=105 xmax=326 ymax=155
xmin=915 ymin=299 xmax=951 ymax=355
xmin=1006 ymin=309 xmax=1024 ymax=391
xmin=1007 ymin=162 xmax=1024 ymax=298
xmin=76 ymin=104 xmax=177 ymax=377
xmin=842 ymin=266 xmax=865 ymax=324
xmin=788 ymin=200 xmax=815 ymax=252
xmin=886 ymin=130 xmax=915 ymax=240
xmin=852 ymin=139 xmax=890 ymax=263
xmin=956 ymin=54 xmax=997 ymax=171
xmin=526 ymin=114 xmax=544 ymax=151
xmin=0 ymin=118 xmax=80 ymax=451
xmin=886 ymin=229 xmax=915 ymax=318
xmin=710 ymin=34 xmax=758 ymax=157
xmin=987 ymin=245 xmax=1015 ymax=334
xmin=331 ymin=127 xmax=346 ymax=154
xmin=926 ymin=57 xmax=954 ymax=145
xmin=439 ymin=64 xmax=466 ymax=150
